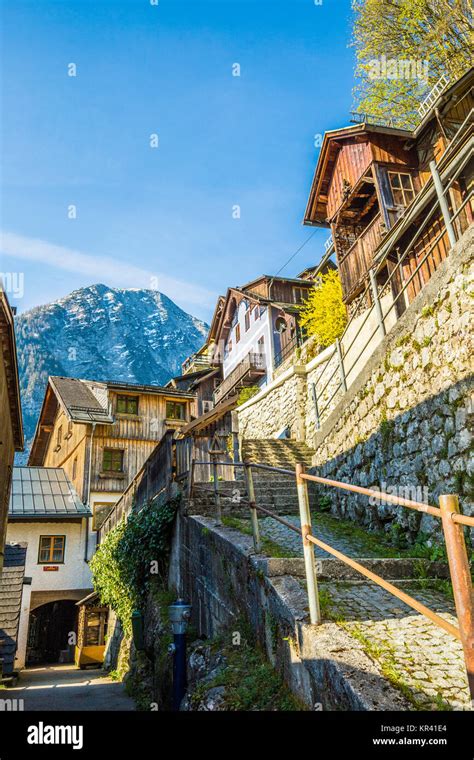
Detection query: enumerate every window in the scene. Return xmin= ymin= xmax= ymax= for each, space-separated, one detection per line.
xmin=244 ymin=311 xmax=250 ymax=332
xmin=235 ymin=324 xmax=241 ymax=343
xmin=166 ymin=401 xmax=186 ymax=420
xmin=116 ymin=395 xmax=139 ymax=415
xmin=38 ymin=535 xmax=65 ymax=564
xmin=254 ymin=306 xmax=259 ymax=321
xmin=227 ymin=339 xmax=233 ymax=353
xmin=84 ymin=610 xmax=108 ymax=646
xmin=102 ymin=449 xmax=124 ymax=472
xmin=72 ymin=457 xmax=78 ymax=481
xmin=56 ymin=426 xmax=62 ymax=448
xmin=65 ymin=421 xmax=73 ymax=439
xmin=388 ymin=172 xmax=415 ymax=207
xmin=293 ymin=287 xmax=306 ymax=304
xmin=93 ymin=503 xmax=115 ymax=531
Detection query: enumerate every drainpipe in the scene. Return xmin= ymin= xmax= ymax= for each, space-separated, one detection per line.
xmin=84 ymin=422 xmax=96 ymax=562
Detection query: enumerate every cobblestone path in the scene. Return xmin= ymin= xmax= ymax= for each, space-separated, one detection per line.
xmin=258 ymin=514 xmax=385 ymax=557
xmin=320 ymin=581 xmax=471 ymax=711
xmin=255 ymin=515 xmax=471 ymax=711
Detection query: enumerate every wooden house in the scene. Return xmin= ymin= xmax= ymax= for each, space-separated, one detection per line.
xmin=208 ymin=276 xmax=315 ymax=405
xmin=0 ymin=287 xmax=23 ymax=573
xmin=28 ymin=377 xmax=195 ymax=530
xmin=304 ymin=70 xmax=473 ymax=315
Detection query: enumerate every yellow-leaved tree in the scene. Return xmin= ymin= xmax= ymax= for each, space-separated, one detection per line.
xmin=299 ymin=270 xmax=347 ymax=348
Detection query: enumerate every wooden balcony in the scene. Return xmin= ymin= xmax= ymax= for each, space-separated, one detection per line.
xmin=339 ymin=213 xmax=384 ymax=302
xmin=214 ymin=352 xmax=266 ymax=404
xmin=182 ymin=353 xmax=214 ymax=375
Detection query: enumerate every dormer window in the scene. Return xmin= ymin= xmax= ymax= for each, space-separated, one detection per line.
xmin=388 ymin=172 xmax=415 ymax=207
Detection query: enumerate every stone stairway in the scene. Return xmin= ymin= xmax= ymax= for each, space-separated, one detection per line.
xmin=189 ymin=438 xmax=318 ymax=517
xmin=241 ymin=438 xmax=315 ymax=469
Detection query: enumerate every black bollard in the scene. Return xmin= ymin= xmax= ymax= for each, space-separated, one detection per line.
xmin=168 ymin=599 xmax=191 ymax=711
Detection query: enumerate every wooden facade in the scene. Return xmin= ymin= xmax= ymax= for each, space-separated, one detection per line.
xmin=0 ymin=289 xmax=23 ymax=572
xmin=304 ymin=70 xmax=474 ymax=312
xmin=28 ymin=379 xmax=195 ymax=526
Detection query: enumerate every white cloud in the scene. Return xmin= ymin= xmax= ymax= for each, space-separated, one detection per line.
xmin=0 ymin=230 xmax=216 ymax=312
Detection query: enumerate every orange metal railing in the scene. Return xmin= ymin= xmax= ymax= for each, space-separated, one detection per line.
xmin=188 ymin=458 xmax=474 ymax=704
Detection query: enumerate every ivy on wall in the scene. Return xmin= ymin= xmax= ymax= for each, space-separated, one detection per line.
xmin=90 ymin=495 xmax=180 ymax=634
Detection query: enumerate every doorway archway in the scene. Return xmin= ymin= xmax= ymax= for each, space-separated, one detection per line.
xmin=27 ymin=600 xmax=78 ymax=665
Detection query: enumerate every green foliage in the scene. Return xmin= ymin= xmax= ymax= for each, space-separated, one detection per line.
xmin=193 ymin=622 xmax=305 ymax=711
xmin=299 ymin=270 xmax=347 ymax=348
xmin=352 ymin=0 xmax=472 ymax=128
xmin=237 ymin=385 xmax=260 ymax=406
xmin=90 ymin=496 xmax=180 ymax=634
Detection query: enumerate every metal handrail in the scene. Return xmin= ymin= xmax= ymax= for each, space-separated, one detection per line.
xmin=185 ymin=456 xmax=474 ymax=701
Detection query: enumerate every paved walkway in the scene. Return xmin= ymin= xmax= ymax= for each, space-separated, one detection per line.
xmin=255 ymin=515 xmax=472 ymax=710
xmin=259 ymin=514 xmax=386 ymax=557
xmin=5 ymin=664 xmax=135 ymax=711
xmin=321 ymin=581 xmax=471 ymax=711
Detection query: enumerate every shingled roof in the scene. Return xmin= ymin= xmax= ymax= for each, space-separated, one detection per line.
xmin=9 ymin=467 xmax=91 ymax=518
xmin=0 ymin=543 xmax=27 ymax=677
xmin=50 ymin=377 xmax=114 ymax=424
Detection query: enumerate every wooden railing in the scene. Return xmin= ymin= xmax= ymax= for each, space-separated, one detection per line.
xmin=339 ymin=212 xmax=384 ymax=303
xmin=182 ymin=353 xmax=214 ymax=374
xmin=214 ymin=352 xmax=266 ymax=404
xmin=98 ymin=430 xmax=175 ymax=540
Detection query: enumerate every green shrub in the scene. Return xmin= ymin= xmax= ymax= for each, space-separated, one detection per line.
xmin=90 ymin=495 xmax=179 ymax=633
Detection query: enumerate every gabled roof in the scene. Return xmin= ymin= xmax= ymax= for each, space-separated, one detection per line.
xmin=50 ymin=377 xmax=113 ymax=424
xmin=9 ymin=467 xmax=91 ymax=518
xmin=303 ymin=123 xmax=412 ymax=226
xmin=0 ymin=543 xmax=27 ymax=676
xmin=0 ymin=287 xmax=23 ymax=451
xmin=240 ymin=274 xmax=316 ymax=291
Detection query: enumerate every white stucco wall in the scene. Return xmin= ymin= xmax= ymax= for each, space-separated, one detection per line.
xmin=14 ymin=583 xmax=32 ymax=670
xmin=6 ymin=519 xmax=94 ymax=592
xmin=222 ymin=302 xmax=275 ymax=384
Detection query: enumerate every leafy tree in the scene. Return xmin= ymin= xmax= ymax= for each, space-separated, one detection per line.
xmin=299 ymin=270 xmax=347 ymax=348
xmin=352 ymin=0 xmax=473 ymax=128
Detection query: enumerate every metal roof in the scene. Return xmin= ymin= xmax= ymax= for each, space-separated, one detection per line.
xmin=9 ymin=467 xmax=91 ymax=518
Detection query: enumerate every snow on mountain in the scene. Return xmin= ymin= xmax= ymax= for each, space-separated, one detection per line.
xmin=15 ymin=284 xmax=209 ymax=461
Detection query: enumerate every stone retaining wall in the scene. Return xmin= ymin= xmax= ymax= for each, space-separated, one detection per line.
xmin=311 ymin=227 xmax=473 ymax=541
xmin=168 ymin=510 xmax=409 ymax=710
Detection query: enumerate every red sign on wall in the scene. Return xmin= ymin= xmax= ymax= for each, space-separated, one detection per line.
xmin=43 ymin=566 xmax=59 ymax=572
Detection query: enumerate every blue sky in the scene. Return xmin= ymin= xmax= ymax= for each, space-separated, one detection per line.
xmin=0 ymin=0 xmax=355 ymax=322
